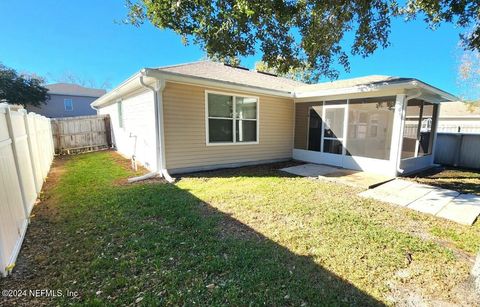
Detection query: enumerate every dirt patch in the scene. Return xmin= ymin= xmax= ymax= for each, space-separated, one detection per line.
xmin=0 ymin=156 xmax=71 ymax=306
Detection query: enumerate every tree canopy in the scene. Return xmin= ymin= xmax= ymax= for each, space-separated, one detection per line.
xmin=126 ymin=0 xmax=479 ymax=82
xmin=0 ymin=64 xmax=49 ymax=107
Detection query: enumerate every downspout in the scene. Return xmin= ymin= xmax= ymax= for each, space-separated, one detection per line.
xmin=396 ymin=90 xmax=422 ymax=175
xmin=129 ymin=73 xmax=174 ymax=183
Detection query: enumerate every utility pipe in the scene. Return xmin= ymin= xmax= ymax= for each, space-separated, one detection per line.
xmin=396 ymin=90 xmax=422 ymax=175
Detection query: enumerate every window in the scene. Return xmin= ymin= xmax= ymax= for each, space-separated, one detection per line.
xmin=206 ymin=92 xmax=258 ymax=144
xmin=64 ymin=99 xmax=73 ymax=111
xmin=117 ymin=101 xmax=124 ymax=128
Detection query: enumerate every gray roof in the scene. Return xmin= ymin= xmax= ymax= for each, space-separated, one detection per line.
xmin=295 ymin=75 xmax=397 ymax=92
xmin=46 ymin=83 xmax=106 ymax=97
xmin=156 ymin=61 xmax=305 ymax=92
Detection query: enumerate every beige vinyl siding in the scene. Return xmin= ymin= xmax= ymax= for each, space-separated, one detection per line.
xmin=163 ymin=82 xmax=294 ymax=172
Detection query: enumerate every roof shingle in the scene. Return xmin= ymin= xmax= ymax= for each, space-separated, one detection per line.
xmin=157 ymin=61 xmax=304 ymax=92
xmin=46 ymin=83 xmax=106 ymax=97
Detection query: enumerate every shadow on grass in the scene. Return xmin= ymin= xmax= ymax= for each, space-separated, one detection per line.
xmin=409 ymin=166 xmax=480 ymax=195
xmin=1 ymin=155 xmax=384 ymax=306
xmin=83 ymin=184 xmax=384 ymax=305
xmin=179 ymin=160 xmax=305 ymax=179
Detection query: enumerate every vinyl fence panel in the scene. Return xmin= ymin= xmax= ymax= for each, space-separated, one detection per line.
xmin=435 ymin=132 xmax=480 ymax=169
xmin=0 ymin=103 xmax=54 ymax=277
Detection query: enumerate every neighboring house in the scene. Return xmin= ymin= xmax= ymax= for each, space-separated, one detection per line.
xmin=437 ymin=101 xmax=480 ymax=133
xmin=26 ymin=83 xmax=106 ymax=118
xmin=91 ymin=61 xmax=456 ymax=178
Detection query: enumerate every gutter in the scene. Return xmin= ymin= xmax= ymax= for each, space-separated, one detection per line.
xmin=128 ymin=72 xmax=174 ymax=183
xmin=295 ymin=80 xmax=458 ymax=102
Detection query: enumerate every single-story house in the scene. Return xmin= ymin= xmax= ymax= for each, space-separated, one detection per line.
xmin=91 ymin=61 xmax=457 ymax=180
xmin=27 ymin=83 xmax=106 ymax=118
xmin=437 ymin=100 xmax=480 ymax=133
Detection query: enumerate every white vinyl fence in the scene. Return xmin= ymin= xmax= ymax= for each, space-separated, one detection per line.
xmin=0 ymin=103 xmax=54 ymax=277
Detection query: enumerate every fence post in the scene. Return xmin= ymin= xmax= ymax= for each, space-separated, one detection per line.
xmin=453 ymin=134 xmax=464 ymax=167
xmin=4 ymin=105 xmax=30 ymax=219
xmin=20 ymin=109 xmax=40 ymax=194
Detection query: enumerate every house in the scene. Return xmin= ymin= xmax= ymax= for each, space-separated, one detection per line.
xmin=437 ymin=101 xmax=480 ymax=133
xmin=91 ymin=61 xmax=457 ymax=179
xmin=26 ymin=83 xmax=106 ymax=118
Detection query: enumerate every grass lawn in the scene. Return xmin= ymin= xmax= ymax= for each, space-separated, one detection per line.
xmin=408 ymin=167 xmax=480 ymax=196
xmin=1 ymin=151 xmax=479 ymax=306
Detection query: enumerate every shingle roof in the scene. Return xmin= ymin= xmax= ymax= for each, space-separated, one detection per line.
xmin=156 ymin=61 xmax=305 ymax=92
xmin=295 ymin=75 xmax=398 ymax=92
xmin=46 ymin=83 xmax=106 ymax=97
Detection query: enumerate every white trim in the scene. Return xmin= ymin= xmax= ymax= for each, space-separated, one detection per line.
xmin=205 ymin=90 xmax=260 ymax=146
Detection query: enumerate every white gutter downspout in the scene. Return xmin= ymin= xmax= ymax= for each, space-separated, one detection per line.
xmin=128 ymin=74 xmax=174 ymax=183
xmin=396 ymin=89 xmax=422 ymax=175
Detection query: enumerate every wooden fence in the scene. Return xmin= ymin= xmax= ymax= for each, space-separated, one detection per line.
xmin=435 ymin=132 xmax=480 ymax=169
xmin=51 ymin=114 xmax=111 ymax=154
xmin=0 ymin=103 xmax=54 ymax=277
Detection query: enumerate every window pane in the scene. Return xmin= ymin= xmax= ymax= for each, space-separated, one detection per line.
xmin=324 ymin=108 xmax=344 ymax=139
xmin=323 ymin=139 xmax=343 ymax=154
xmin=418 ymin=103 xmax=436 ymax=156
xmin=236 ymin=97 xmax=257 ymax=119
xmin=64 ymin=99 xmax=73 ymax=111
xmin=209 ymin=119 xmax=233 ymax=142
xmin=402 ymin=99 xmax=422 ymax=159
xmin=346 ymin=97 xmax=395 ymax=160
xmin=308 ymin=106 xmax=322 ymax=151
xmin=236 ymin=120 xmax=257 ymax=142
xmin=208 ymin=93 xmax=233 ymax=118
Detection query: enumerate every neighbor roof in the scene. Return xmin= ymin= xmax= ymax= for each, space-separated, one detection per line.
xmin=439 ymin=101 xmax=480 ymax=117
xmin=156 ymin=61 xmax=305 ymax=92
xmin=46 ymin=83 xmax=106 ymax=97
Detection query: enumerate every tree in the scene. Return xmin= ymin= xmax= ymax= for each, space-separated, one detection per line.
xmin=457 ymin=49 xmax=479 ymax=103
xmin=0 ymin=64 xmax=49 ymax=107
xmin=125 ymin=0 xmax=479 ymax=82
xmin=254 ymin=61 xmax=314 ymax=83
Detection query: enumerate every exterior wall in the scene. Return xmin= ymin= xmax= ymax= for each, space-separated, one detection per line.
xmin=26 ymin=94 xmax=98 ymax=118
xmin=98 ymin=90 xmax=158 ymax=171
xmin=163 ymin=82 xmax=294 ymax=173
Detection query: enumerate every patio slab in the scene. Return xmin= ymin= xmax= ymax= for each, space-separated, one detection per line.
xmin=359 ymin=179 xmax=436 ymax=207
xmin=280 ymin=163 xmax=393 ymax=189
xmin=360 ymin=179 xmax=480 ymax=225
xmin=436 ymin=194 xmax=480 ymax=226
xmin=407 ymin=189 xmax=460 ymax=215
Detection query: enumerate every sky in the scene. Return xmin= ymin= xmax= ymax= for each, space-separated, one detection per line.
xmin=0 ymin=0 xmax=468 ymax=96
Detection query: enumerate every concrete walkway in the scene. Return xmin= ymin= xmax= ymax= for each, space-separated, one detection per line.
xmin=360 ymin=179 xmax=480 ymax=225
xmin=280 ymin=163 xmax=393 ymax=189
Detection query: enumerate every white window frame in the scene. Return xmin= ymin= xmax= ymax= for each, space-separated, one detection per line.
xmin=117 ymin=100 xmax=124 ymax=129
xmin=205 ymin=90 xmax=260 ymax=146
xmin=64 ymin=98 xmax=73 ymax=111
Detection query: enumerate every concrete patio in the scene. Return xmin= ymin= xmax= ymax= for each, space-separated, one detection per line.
xmin=360 ymin=179 xmax=480 ymax=225
xmin=280 ymin=163 xmax=394 ymax=189
xmin=281 ymin=163 xmax=480 ymax=226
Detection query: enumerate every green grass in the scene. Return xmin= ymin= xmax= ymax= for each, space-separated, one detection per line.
xmin=409 ymin=167 xmax=480 ymax=195
xmin=1 ymin=152 xmax=478 ymax=306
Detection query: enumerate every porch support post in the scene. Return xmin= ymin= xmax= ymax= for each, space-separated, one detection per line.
xmin=389 ymin=94 xmax=407 ymax=176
